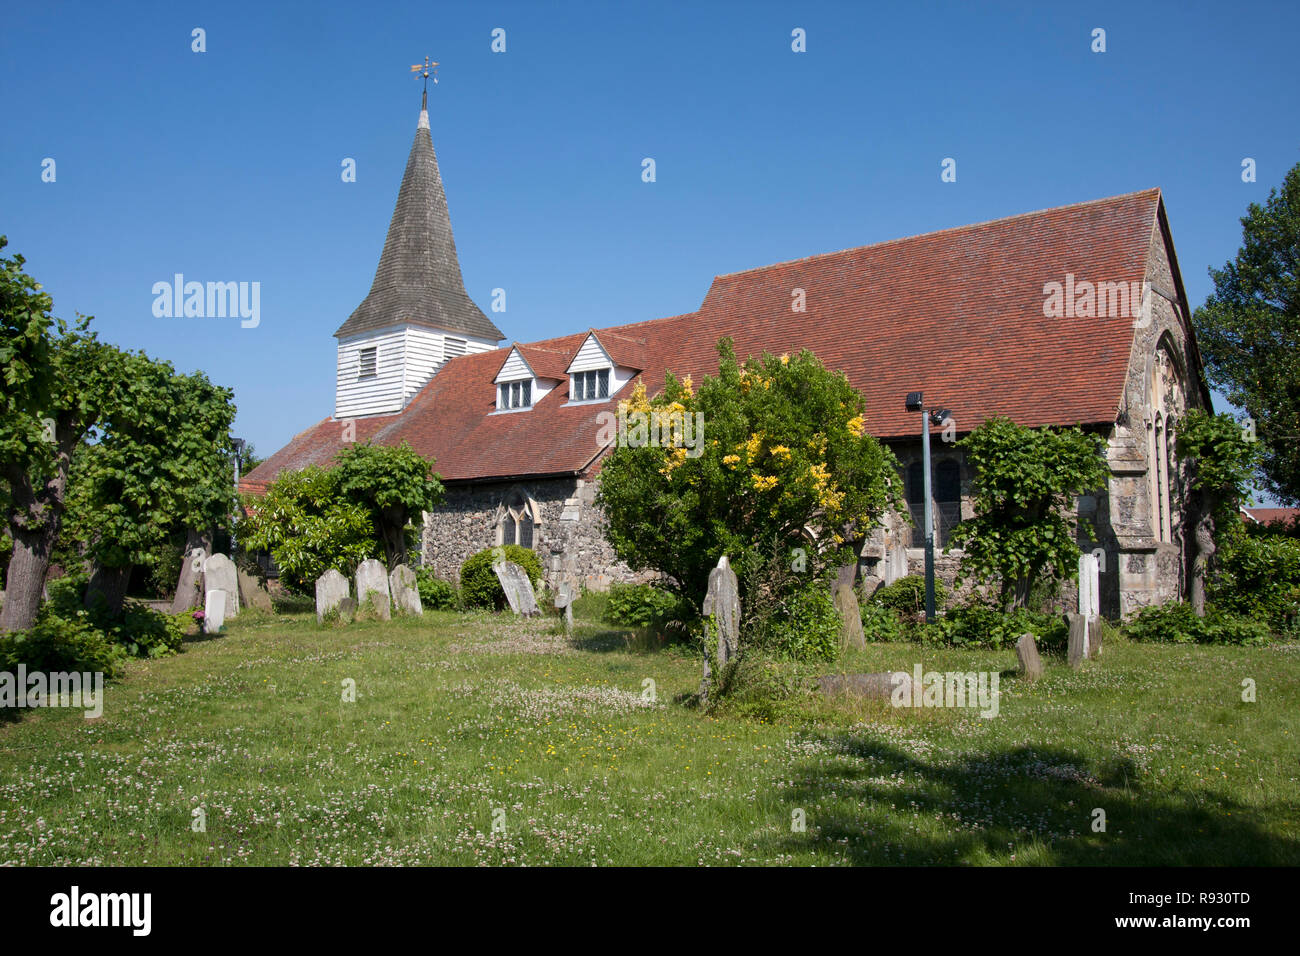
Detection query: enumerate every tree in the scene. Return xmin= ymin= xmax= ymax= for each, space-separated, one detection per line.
xmin=1175 ymin=408 xmax=1261 ymax=615
xmin=64 ymin=354 xmax=238 ymax=613
xmin=238 ymin=466 xmax=377 ymax=595
xmin=948 ymin=416 xmax=1110 ymax=610
xmin=1193 ymin=162 xmax=1300 ymax=504
xmin=0 ymin=240 xmax=113 ymax=632
xmin=598 ymin=339 xmax=902 ymax=609
xmin=333 ymin=441 xmax=444 ymax=569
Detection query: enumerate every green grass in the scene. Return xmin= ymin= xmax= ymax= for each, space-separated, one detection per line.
xmin=1 ymin=606 xmax=1297 ymax=865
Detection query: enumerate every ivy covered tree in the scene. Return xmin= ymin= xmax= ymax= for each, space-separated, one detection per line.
xmin=333 ymin=441 xmax=444 ymax=569
xmin=1176 ymin=408 xmax=1262 ymax=615
xmin=1193 ymin=162 xmax=1300 ymax=504
xmin=0 ymin=239 xmax=114 ymax=632
xmin=948 ymin=416 xmax=1110 ymax=610
xmin=598 ymin=339 xmax=902 ymax=609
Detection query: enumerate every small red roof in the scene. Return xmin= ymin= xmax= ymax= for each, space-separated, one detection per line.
xmin=244 ymin=189 xmax=1168 ymax=492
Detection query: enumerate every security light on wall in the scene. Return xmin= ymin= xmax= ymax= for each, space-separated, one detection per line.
xmin=905 ymin=391 xmax=924 ymax=412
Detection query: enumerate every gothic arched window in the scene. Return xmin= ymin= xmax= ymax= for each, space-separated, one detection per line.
xmin=497 ymin=495 xmax=540 ymax=550
xmin=935 ymin=459 xmax=962 ymax=547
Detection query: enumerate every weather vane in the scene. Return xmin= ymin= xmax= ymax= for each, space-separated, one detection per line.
xmin=410 ymin=56 xmax=439 ymax=101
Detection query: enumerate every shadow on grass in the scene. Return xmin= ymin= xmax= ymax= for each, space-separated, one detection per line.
xmin=569 ymin=626 xmax=678 ymax=655
xmin=763 ymin=731 xmax=1300 ymax=865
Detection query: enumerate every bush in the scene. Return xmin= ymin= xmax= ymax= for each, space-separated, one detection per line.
xmin=707 ymin=651 xmax=817 ymax=721
xmin=605 ymin=582 xmax=682 ymax=630
xmin=1210 ymin=533 xmax=1300 ymax=632
xmin=871 ymin=575 xmax=950 ymax=616
xmin=746 ymin=584 xmax=841 ymax=663
xmin=860 ymin=602 xmax=907 ymax=643
xmin=0 ymin=609 xmax=128 ymax=677
xmin=1125 ymin=602 xmax=1272 ymax=646
xmin=46 ymin=573 xmax=186 ymax=659
xmin=415 ymin=569 xmax=459 ymax=610
xmin=459 ymin=546 xmax=544 ymax=610
xmin=924 ymin=604 xmax=1068 ymax=651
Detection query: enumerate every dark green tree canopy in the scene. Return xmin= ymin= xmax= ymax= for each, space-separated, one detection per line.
xmin=1193 ymin=162 xmax=1300 ymax=504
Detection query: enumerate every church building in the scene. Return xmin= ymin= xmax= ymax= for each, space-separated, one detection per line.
xmin=243 ymin=97 xmax=1212 ymax=619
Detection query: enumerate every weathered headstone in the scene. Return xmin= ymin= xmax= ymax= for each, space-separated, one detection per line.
xmin=494 ymin=560 xmax=539 ymax=617
xmin=337 ymin=597 xmax=356 ymax=621
xmin=702 ymin=555 xmax=740 ymax=669
xmin=1078 ymin=553 xmax=1100 ymax=618
xmin=1015 ymin=633 xmax=1045 ymax=680
xmin=1066 ymin=612 xmax=1088 ymax=668
xmin=555 ymin=581 xmax=575 ymax=632
xmin=315 ymin=568 xmax=350 ymax=624
xmin=835 ymin=563 xmax=857 ymax=591
xmin=833 ymin=582 xmax=866 ymax=650
xmin=816 ymin=672 xmax=913 ymax=701
xmin=884 ymin=544 xmax=909 ymax=585
xmin=202 ymin=553 xmax=239 ymax=618
xmin=203 ymin=588 xmax=227 ymax=633
xmin=355 ymin=559 xmax=392 ymax=620
xmin=389 ymin=564 xmax=423 ymax=616
xmin=171 ymin=546 xmax=207 ymax=614
xmin=1087 ymin=615 xmax=1102 ymax=659
xmin=237 ymin=568 xmax=273 ymax=613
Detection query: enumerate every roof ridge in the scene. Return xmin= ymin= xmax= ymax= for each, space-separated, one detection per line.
xmin=709 ymin=188 xmax=1162 ymax=283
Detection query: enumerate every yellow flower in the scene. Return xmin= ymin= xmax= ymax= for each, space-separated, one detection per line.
xmin=751 ymin=474 xmax=779 ymax=492
xmin=847 ymin=416 xmax=865 ymax=437
xmin=722 ymin=454 xmax=741 ymax=468
xmin=780 ymin=354 xmax=790 ymax=365
xmin=770 ymin=444 xmax=792 ymax=462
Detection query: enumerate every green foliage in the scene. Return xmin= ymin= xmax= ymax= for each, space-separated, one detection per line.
xmin=1209 ymin=533 xmax=1300 ymax=632
xmin=47 ymin=574 xmax=185 ymax=658
xmin=1192 ymin=162 xmax=1300 ymax=504
xmin=869 ymin=575 xmax=950 ymax=616
xmin=1176 ymin=408 xmax=1262 ymax=525
xmin=238 ymin=466 xmax=377 ymax=596
xmin=0 ymin=236 xmax=56 ymax=499
xmin=333 ymin=442 xmax=443 ymax=568
xmin=0 ymin=609 xmax=127 ymax=678
xmin=923 ymin=604 xmax=1068 ymax=651
xmin=859 ymin=602 xmax=907 ymax=643
xmin=599 ymin=339 xmax=902 ymax=608
xmin=604 ymin=582 xmax=683 ymax=631
xmin=458 ymin=546 xmax=543 ymax=610
xmin=948 ymin=416 xmax=1110 ymax=609
xmin=745 ymin=583 xmax=841 ymax=663
xmin=415 ymin=569 xmax=459 ymax=611
xmin=1125 ymin=602 xmax=1273 ymax=646
xmin=707 ymin=651 xmax=817 ymax=721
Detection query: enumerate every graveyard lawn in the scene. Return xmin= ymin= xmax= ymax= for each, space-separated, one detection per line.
xmin=0 ymin=609 xmax=1297 ymax=866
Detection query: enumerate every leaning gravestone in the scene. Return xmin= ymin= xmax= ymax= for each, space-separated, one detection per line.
xmin=702 ymin=555 xmax=740 ymax=669
xmin=816 ymin=672 xmax=913 ymax=701
xmin=555 ymin=581 xmax=575 ymax=632
xmin=389 ymin=564 xmax=423 ymax=617
xmin=1016 ymin=633 xmax=1045 ymax=681
xmin=237 ymin=568 xmax=273 ymax=613
xmin=1066 ymin=612 xmax=1088 ymax=668
xmin=171 ymin=546 xmax=207 ymax=614
xmin=494 ymin=561 xmax=540 ymax=617
xmin=355 ymin=559 xmax=392 ymax=620
xmin=315 ymin=569 xmax=350 ymax=624
xmin=833 ymin=582 xmax=866 ymax=650
xmin=203 ymin=553 xmax=239 ymax=619
xmin=203 ymin=589 xmax=227 ymax=633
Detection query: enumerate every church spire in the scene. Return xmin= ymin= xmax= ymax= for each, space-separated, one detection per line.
xmin=334 ymin=63 xmax=502 ymax=342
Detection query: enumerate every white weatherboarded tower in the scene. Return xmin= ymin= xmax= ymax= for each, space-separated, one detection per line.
xmin=334 ymin=85 xmax=502 ymax=419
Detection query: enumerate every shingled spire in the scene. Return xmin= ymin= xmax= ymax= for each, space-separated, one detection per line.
xmin=334 ymin=99 xmax=502 ymax=341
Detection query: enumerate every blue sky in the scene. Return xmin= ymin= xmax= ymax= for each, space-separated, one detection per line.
xmin=2 ymin=0 xmax=1297 ymax=494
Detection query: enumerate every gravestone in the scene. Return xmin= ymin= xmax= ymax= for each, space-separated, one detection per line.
xmin=833 ymin=582 xmax=865 ymax=650
xmin=702 ymin=555 xmax=740 ymax=669
xmin=884 ymin=544 xmax=909 ymax=585
xmin=337 ymin=597 xmax=356 ymax=621
xmin=835 ymin=563 xmax=858 ymax=591
xmin=816 ymin=672 xmax=913 ymax=701
xmin=355 ymin=559 xmax=392 ymax=620
xmin=315 ymin=569 xmax=350 ymax=624
xmin=1078 ymin=553 xmax=1102 ymax=659
xmin=171 ymin=546 xmax=207 ymax=614
xmin=1088 ymin=617 xmax=1103 ymax=659
xmin=1066 ymin=612 xmax=1088 ymax=668
xmin=1016 ymin=633 xmax=1045 ymax=681
xmin=555 ymin=581 xmax=575 ymax=632
xmin=202 ymin=553 xmax=240 ymax=619
xmin=237 ymin=568 xmax=273 ymax=613
xmin=203 ymin=588 xmax=227 ymax=633
xmin=389 ymin=564 xmax=423 ymax=616
xmin=494 ymin=561 xmax=540 ymax=617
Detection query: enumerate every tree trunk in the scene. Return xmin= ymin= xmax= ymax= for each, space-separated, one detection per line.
xmin=85 ymin=563 xmax=131 ymax=615
xmin=380 ymin=506 xmax=408 ymax=569
xmin=1190 ymin=508 xmax=1216 ymax=617
xmin=0 ymin=418 xmax=80 ymax=633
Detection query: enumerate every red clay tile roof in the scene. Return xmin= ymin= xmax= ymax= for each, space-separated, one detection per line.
xmin=243 ymin=188 xmax=1168 ymax=492
xmin=1242 ymin=507 xmax=1300 ymax=526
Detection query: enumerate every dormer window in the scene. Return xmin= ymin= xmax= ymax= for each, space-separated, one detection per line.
xmin=571 ymin=368 xmax=609 ymax=402
xmin=358 ymin=346 xmax=377 ymax=380
xmin=498 ymin=379 xmax=532 ymax=410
